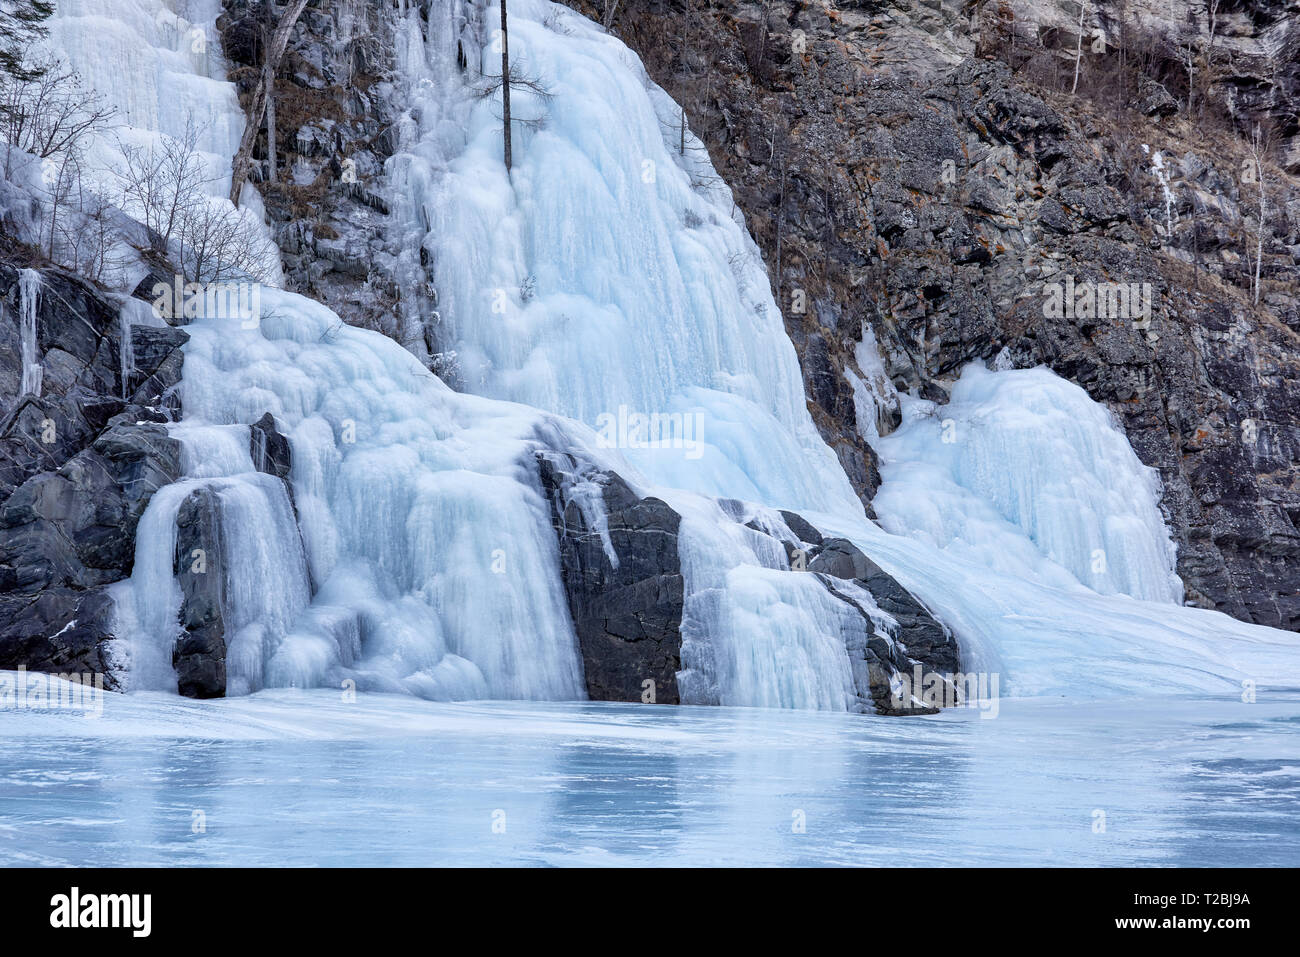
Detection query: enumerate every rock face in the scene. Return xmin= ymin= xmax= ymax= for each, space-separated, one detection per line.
xmin=168 ymin=411 xmax=295 ymax=699
xmin=0 ymin=258 xmax=186 ymax=686
xmin=806 ymin=536 xmax=961 ymax=680
xmin=565 ymin=0 xmax=1300 ymax=632
xmin=219 ymin=0 xmax=410 ymax=342
xmin=172 ymin=487 xmax=226 ymax=698
xmin=537 ymin=451 xmax=685 ymax=703
xmin=537 ymin=451 xmax=960 ymax=714
xmin=250 ymin=411 xmax=292 ymax=480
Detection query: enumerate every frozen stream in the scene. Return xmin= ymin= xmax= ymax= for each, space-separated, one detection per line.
xmin=1 ymin=678 xmax=1296 ymax=866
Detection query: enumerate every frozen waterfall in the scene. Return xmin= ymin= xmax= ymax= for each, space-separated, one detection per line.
xmin=105 ymin=0 xmax=1298 ymax=705
xmin=18 ymin=269 xmax=42 ymax=398
xmin=872 ymin=363 xmax=1184 ymax=604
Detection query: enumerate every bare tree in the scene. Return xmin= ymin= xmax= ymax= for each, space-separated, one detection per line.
xmin=1206 ymin=0 xmax=1223 ymax=63
xmin=72 ymin=189 xmax=123 ymax=284
xmin=264 ymin=0 xmax=278 ymax=184
xmin=501 ymin=0 xmax=512 ymax=171
xmin=180 ymin=201 xmax=278 ymax=285
xmin=42 ymin=147 xmax=84 ymax=260
xmin=0 ymin=55 xmax=112 ymax=177
xmin=48 ymin=160 xmax=123 ymax=284
xmin=765 ymin=109 xmax=793 ymax=304
xmin=229 ymin=0 xmax=310 ymax=204
xmin=1072 ymin=0 xmax=1087 ymax=94
xmin=1245 ymin=123 xmax=1273 ymax=305
xmin=601 ymin=0 xmax=620 ymax=30
xmin=117 ymin=117 xmax=212 ymax=255
xmin=478 ymin=1 xmax=551 ymax=173
xmin=0 ymin=0 xmax=54 ymax=83
xmin=1177 ymin=26 xmax=1198 ymax=115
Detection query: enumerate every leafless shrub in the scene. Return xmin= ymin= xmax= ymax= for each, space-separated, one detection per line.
xmin=0 ymin=54 xmax=113 ymax=177
xmin=117 ymin=118 xmax=212 ymax=255
xmin=179 ymin=201 xmax=279 ymax=285
xmin=474 ymin=64 xmax=554 ymax=132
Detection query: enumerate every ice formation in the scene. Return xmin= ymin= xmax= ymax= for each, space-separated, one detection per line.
xmin=68 ymin=0 xmax=1298 ymax=704
xmin=42 ymin=0 xmax=281 ymax=285
xmin=18 ymin=269 xmax=42 ymax=397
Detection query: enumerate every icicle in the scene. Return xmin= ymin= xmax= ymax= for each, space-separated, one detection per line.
xmin=1151 ymin=151 xmax=1176 ymax=240
xmin=18 ymin=269 xmax=42 ymax=397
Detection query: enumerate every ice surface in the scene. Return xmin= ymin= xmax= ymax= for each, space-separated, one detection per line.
xmin=1 ymin=682 xmax=1297 ymax=866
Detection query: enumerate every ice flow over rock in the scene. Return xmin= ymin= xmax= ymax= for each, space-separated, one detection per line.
xmin=107 ymin=0 xmax=1298 ymax=705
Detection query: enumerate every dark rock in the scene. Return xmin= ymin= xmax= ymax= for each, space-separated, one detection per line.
xmin=779 ymin=509 xmax=823 ymax=546
xmin=537 ymin=451 xmax=683 ymax=704
xmin=1134 ymin=78 xmax=1178 ymax=118
xmin=581 ymin=0 xmax=1300 ymax=632
xmin=808 ymin=537 xmax=961 ymax=676
xmin=172 ymin=487 xmax=227 ymax=698
xmin=538 ymin=441 xmax=962 ymax=715
xmin=250 ymin=412 xmax=292 ymax=480
xmin=219 ymin=0 xmax=404 ymax=340
xmin=0 ymin=261 xmax=185 ymax=686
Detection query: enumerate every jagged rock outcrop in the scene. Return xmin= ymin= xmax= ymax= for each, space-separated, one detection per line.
xmin=538 ymin=451 xmax=960 ymax=713
xmin=173 ymin=486 xmax=227 ymax=698
xmin=250 ymin=411 xmax=292 ymax=480
xmin=168 ymin=411 xmax=295 ymax=699
xmin=566 ymin=0 xmax=1300 ymax=631
xmin=805 ymin=536 xmax=961 ymax=678
xmin=219 ymin=0 xmax=406 ymax=338
xmin=0 ymin=258 xmax=187 ymax=686
xmin=537 ymin=451 xmax=685 ymax=703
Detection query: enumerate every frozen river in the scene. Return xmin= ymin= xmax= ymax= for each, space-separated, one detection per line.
xmin=2 ymin=679 xmax=1297 ymax=867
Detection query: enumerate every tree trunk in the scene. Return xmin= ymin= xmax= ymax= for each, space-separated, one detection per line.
xmin=1071 ymin=1 xmax=1086 ymax=94
xmin=229 ymin=0 xmax=310 ymax=205
xmin=1255 ymin=168 xmax=1265 ymax=305
xmin=501 ymin=0 xmax=512 ymax=173
xmin=774 ymin=158 xmax=786 ymax=303
xmin=265 ymin=60 xmax=277 ymax=184
xmin=264 ymin=1 xmax=276 ymax=184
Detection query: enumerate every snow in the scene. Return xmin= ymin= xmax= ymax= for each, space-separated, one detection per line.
xmin=392 ymin=0 xmax=857 ymax=514
xmin=844 ymin=322 xmax=899 ymax=444
xmin=113 ymin=289 xmax=586 ymax=701
xmin=872 ymin=362 xmax=1183 ymax=603
xmin=1151 ymin=149 xmax=1176 ymax=239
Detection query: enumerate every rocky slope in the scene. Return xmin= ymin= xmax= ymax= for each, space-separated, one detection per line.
xmin=218 ymin=0 xmax=409 ymax=342
xmin=537 ymin=449 xmax=961 ymax=713
xmin=565 ymin=0 xmax=1300 ymax=631
xmin=0 ymin=250 xmax=187 ymax=685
